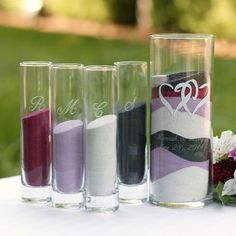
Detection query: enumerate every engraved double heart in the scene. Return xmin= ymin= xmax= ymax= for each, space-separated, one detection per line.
xmin=159 ymin=79 xmax=209 ymax=116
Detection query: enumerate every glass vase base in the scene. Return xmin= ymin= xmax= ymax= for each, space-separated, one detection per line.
xmin=21 ymin=185 xmax=51 ymax=203
xmin=52 ymin=190 xmax=84 ymax=209
xmin=119 ymin=182 xmax=147 ymax=204
xmin=149 ymin=195 xmax=212 ymax=209
xmin=86 ymin=191 xmax=119 ymax=213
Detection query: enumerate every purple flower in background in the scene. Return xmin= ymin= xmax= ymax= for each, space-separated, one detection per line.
xmin=213 ymin=131 xmax=236 ymax=204
xmin=228 ymin=148 xmax=236 ymax=161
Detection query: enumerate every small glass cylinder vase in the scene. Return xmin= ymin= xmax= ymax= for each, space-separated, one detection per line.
xmin=20 ymin=61 xmax=52 ymax=203
xmin=84 ymin=65 xmax=118 ymax=212
xmin=51 ymin=63 xmax=85 ymax=208
xmin=150 ymin=34 xmax=214 ymax=208
xmin=115 ymin=61 xmax=148 ymax=204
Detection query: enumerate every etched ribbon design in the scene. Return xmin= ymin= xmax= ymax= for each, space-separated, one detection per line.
xmin=159 ymin=79 xmax=209 ymax=116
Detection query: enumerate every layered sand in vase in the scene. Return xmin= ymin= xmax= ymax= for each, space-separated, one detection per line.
xmin=53 ymin=120 xmax=84 ymax=193
xmin=22 ymin=109 xmax=51 ymax=186
xmin=86 ymin=115 xmax=117 ymax=196
xmin=151 ymin=71 xmax=211 ymax=202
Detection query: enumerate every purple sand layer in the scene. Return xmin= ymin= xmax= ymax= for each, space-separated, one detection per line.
xmin=150 ymin=147 xmax=209 ymax=181
xmin=152 ymin=97 xmax=211 ymax=119
xmin=53 ymin=120 xmax=84 ymax=193
xmin=22 ymin=109 xmax=51 ymax=186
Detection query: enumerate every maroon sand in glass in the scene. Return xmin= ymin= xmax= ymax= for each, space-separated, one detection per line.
xmin=20 ymin=61 xmax=52 ymax=203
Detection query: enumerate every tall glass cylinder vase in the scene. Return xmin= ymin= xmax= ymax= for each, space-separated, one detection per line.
xmin=51 ymin=63 xmax=84 ymax=208
xmin=115 ymin=61 xmax=148 ymax=204
xmin=149 ymin=34 xmax=214 ymax=208
xmin=20 ymin=61 xmax=52 ymax=203
xmin=84 ymin=65 xmax=118 ymax=212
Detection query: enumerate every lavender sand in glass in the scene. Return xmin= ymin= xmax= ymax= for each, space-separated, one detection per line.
xmin=53 ymin=120 xmax=84 ymax=194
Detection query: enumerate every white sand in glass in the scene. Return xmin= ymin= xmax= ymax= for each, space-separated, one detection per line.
xmin=86 ymin=114 xmax=117 ymax=196
xmin=151 ymin=166 xmax=209 ymax=202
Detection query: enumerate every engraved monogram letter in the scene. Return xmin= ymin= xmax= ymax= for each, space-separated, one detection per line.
xmin=124 ymin=96 xmax=137 ymax=111
xmin=29 ymin=96 xmax=45 ymax=111
xmin=57 ymin=99 xmax=79 ymax=115
xmin=93 ymin=101 xmax=107 ymax=118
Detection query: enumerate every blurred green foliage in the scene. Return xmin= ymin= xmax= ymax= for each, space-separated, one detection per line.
xmin=0 ymin=26 xmax=235 ymax=178
xmin=0 ymin=26 xmax=147 ymax=177
xmin=44 ymin=0 xmax=138 ymax=25
xmin=108 ymin=0 xmax=137 ymax=25
xmin=0 ymin=1 xmax=235 ymax=178
xmin=1 ymin=0 xmax=236 ymax=39
xmin=153 ymin=0 xmax=236 ymax=40
xmin=44 ymin=0 xmax=110 ymax=21
xmin=0 ymin=0 xmax=21 ymax=11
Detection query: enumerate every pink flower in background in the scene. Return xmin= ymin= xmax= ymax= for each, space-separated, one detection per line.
xmin=228 ymin=148 xmax=236 ymax=161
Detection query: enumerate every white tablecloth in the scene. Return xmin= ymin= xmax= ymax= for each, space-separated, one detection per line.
xmin=0 ymin=176 xmax=234 ymax=236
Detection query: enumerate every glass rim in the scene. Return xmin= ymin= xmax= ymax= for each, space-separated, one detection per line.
xmin=84 ymin=65 xmax=115 ymax=71
xmin=150 ymin=33 xmax=214 ymax=40
xmin=52 ymin=63 xmax=84 ymax=69
xmin=19 ymin=61 xmax=52 ymax=67
xmin=114 ymin=61 xmax=147 ymax=66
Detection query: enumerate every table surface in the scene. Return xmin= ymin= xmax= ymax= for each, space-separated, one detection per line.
xmin=0 ymin=176 xmax=234 ymax=236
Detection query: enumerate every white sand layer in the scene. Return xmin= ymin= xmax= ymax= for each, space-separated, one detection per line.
xmin=151 ymin=107 xmax=211 ymax=139
xmin=151 ymin=166 xmax=209 ymax=202
xmin=86 ymin=114 xmax=117 ymax=196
